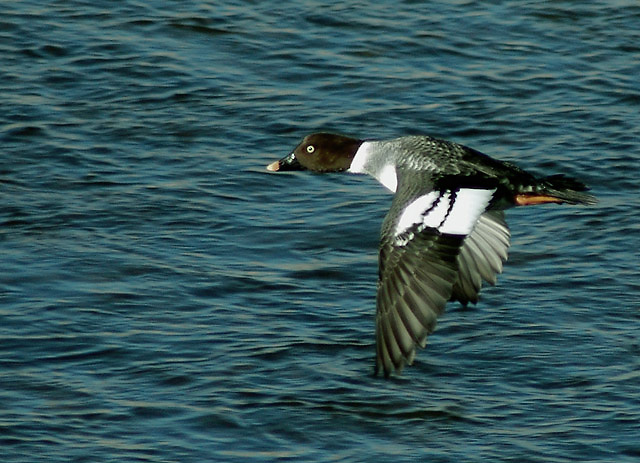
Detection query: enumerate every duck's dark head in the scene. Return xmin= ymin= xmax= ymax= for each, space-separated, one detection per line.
xmin=267 ymin=133 xmax=363 ymax=173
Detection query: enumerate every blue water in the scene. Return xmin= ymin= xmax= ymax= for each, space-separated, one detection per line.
xmin=1 ymin=1 xmax=639 ymax=461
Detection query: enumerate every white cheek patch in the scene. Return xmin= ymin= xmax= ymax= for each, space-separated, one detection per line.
xmin=395 ymin=188 xmax=495 ymax=241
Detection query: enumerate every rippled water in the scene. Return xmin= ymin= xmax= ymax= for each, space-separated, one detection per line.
xmin=1 ymin=1 xmax=639 ymax=462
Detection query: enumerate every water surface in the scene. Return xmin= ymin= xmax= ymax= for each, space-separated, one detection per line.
xmin=1 ymin=1 xmax=639 ymax=462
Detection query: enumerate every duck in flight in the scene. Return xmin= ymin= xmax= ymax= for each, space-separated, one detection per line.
xmin=267 ymin=133 xmax=596 ymax=377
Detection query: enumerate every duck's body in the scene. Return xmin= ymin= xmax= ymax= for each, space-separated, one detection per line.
xmin=267 ymin=133 xmax=596 ymax=377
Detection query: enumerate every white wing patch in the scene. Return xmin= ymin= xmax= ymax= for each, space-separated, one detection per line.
xmin=439 ymin=188 xmax=495 ymax=235
xmin=394 ymin=188 xmax=496 ymax=244
xmin=395 ymin=191 xmax=440 ymax=238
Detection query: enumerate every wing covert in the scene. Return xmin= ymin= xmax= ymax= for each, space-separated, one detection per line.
xmin=375 ymin=183 xmax=498 ymax=376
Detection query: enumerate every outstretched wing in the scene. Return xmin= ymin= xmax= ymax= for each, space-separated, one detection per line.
xmin=376 ymin=185 xmax=497 ymax=376
xmin=451 ymin=210 xmax=511 ymax=305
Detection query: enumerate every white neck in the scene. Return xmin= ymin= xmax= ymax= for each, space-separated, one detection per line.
xmin=348 ymin=141 xmax=398 ymax=193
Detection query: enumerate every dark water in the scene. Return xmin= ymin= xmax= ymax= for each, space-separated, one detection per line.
xmin=2 ymin=1 xmax=639 ymax=461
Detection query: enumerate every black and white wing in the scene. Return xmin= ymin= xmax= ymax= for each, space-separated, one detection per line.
xmin=375 ymin=185 xmax=497 ymax=376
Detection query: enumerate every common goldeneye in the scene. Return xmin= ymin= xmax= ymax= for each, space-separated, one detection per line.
xmin=267 ymin=133 xmax=596 ymax=377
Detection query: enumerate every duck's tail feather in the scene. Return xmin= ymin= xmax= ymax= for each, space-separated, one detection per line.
xmin=515 ymin=174 xmax=597 ymax=206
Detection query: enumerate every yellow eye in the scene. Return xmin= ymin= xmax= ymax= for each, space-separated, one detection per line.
xmin=306 ymin=145 xmax=315 ymax=154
